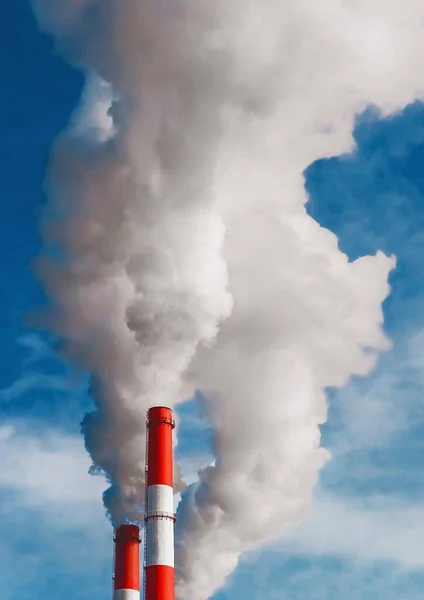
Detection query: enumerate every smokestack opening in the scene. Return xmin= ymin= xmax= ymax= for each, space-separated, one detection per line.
xmin=147 ymin=406 xmax=175 ymax=429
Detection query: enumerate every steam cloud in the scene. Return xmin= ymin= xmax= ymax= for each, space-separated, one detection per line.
xmin=33 ymin=0 xmax=424 ymax=598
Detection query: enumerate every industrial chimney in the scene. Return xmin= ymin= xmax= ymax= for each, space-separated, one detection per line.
xmin=145 ymin=406 xmax=175 ymax=600
xmin=113 ymin=524 xmax=141 ymax=600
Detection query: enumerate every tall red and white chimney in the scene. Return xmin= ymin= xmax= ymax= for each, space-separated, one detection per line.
xmin=145 ymin=406 xmax=175 ymax=600
xmin=113 ymin=524 xmax=141 ymax=600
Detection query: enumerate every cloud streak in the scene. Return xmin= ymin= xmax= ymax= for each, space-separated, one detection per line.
xmin=0 ymin=334 xmax=84 ymax=403
xmin=0 ymin=422 xmax=105 ymax=517
xmin=279 ymin=492 xmax=424 ymax=569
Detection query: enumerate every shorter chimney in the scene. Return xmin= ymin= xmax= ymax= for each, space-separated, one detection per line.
xmin=114 ymin=524 xmax=141 ymax=600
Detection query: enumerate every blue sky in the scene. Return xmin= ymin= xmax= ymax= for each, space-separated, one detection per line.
xmin=2 ymin=1 xmax=424 ymax=599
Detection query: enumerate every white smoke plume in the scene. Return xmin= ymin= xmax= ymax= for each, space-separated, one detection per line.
xmin=33 ymin=0 xmax=234 ymax=523
xmin=33 ymin=0 xmax=424 ymax=598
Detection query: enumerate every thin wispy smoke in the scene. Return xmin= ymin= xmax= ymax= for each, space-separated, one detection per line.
xmin=33 ymin=0 xmax=424 ymax=598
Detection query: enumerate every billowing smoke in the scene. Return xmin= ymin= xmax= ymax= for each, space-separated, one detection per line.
xmin=33 ymin=0 xmax=234 ymax=523
xmin=33 ymin=0 xmax=424 ymax=598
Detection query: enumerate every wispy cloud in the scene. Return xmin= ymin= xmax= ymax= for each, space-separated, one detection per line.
xmin=0 ymin=420 xmax=111 ymax=600
xmin=0 ymin=372 xmax=73 ymax=402
xmin=0 ymin=421 xmax=106 ymax=522
xmin=0 ymin=333 xmax=86 ymax=403
xmin=326 ymin=329 xmax=424 ymax=453
xmin=315 ymin=324 xmax=424 ymax=506
xmin=18 ymin=333 xmax=56 ymax=366
xmin=278 ymin=492 xmax=424 ymax=569
xmin=218 ymin=550 xmax=424 ymax=600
